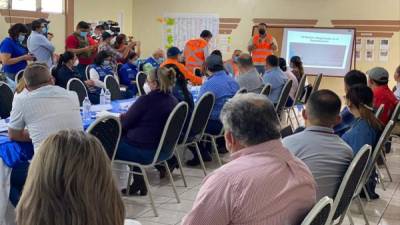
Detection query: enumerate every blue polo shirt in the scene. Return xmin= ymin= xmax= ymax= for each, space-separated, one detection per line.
xmin=118 ymin=62 xmax=138 ymax=95
xmin=342 ymin=118 xmax=379 ymax=155
xmin=198 ymin=70 xmax=239 ymax=120
xmin=262 ymin=67 xmax=288 ymax=103
xmin=0 ymin=37 xmax=28 ymax=74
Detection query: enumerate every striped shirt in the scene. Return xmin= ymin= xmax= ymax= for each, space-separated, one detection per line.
xmin=27 ymin=31 xmax=55 ymax=68
xmin=182 ymin=139 xmax=317 ymax=225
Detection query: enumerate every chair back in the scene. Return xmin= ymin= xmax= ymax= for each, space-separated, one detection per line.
xmin=194 ymin=68 xmax=202 ymax=77
xmin=390 ymin=102 xmax=400 ymax=121
xmin=85 ymin=66 xmax=90 ymax=81
xmin=375 ymin=104 xmax=384 ymax=118
xmin=105 ymin=75 xmax=122 ymax=100
xmin=86 ymin=115 xmax=122 ymax=161
xmin=301 ymin=196 xmax=333 ymax=225
xmin=15 ymin=69 xmax=24 ymax=83
xmin=236 ymin=88 xmax=247 ymax=95
xmin=275 ymin=79 xmax=293 ymax=116
xmin=294 ymin=74 xmax=307 ymax=105
xmin=136 ymin=72 xmax=147 ymax=96
xmin=327 ymin=145 xmax=371 ymax=223
xmin=153 ymin=102 xmax=188 ymax=164
xmin=0 ymin=82 xmax=13 ymax=119
xmin=260 ymin=83 xmax=271 ymax=97
xmin=310 ymin=73 xmax=323 ymax=96
xmin=280 ymin=125 xmax=293 ymax=138
xmin=355 ymin=120 xmax=395 ymax=197
xmin=180 ymin=92 xmax=215 ymax=145
xmin=67 ymin=78 xmax=88 ymax=106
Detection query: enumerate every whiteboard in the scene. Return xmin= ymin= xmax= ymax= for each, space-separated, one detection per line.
xmin=162 ymin=13 xmax=219 ymax=51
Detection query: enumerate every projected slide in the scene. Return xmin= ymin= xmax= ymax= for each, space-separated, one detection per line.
xmin=281 ymin=28 xmax=355 ymax=76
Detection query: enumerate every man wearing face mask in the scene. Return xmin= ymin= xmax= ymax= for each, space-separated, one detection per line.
xmin=248 ymin=23 xmax=278 ymax=75
xmin=142 ymin=49 xmax=165 ymax=74
xmin=27 ymin=19 xmax=55 ymax=68
xmin=224 ymin=49 xmax=242 ymax=77
xmin=66 ymin=21 xmax=98 ymax=80
xmin=118 ymin=52 xmax=139 ymax=97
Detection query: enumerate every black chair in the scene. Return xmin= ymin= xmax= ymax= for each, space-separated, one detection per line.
xmin=326 ymin=145 xmax=371 ymax=225
xmin=114 ymin=102 xmax=189 ymax=217
xmin=301 ymin=196 xmax=333 ymax=225
xmin=275 ymin=80 xmax=293 ymax=120
xmin=85 ymin=66 xmax=91 ymax=81
xmin=177 ymin=92 xmax=215 ymax=179
xmin=136 ymin=72 xmax=147 ymax=96
xmin=67 ymin=78 xmax=88 ymax=106
xmin=236 ymin=88 xmax=247 ymax=95
xmin=105 ymin=75 xmax=122 ymax=100
xmin=310 ymin=73 xmax=323 ymax=97
xmin=86 ymin=115 xmax=121 ymax=161
xmin=280 ymin=125 xmax=293 ymax=138
xmin=14 ymin=69 xmax=24 ymax=83
xmin=286 ymin=74 xmax=307 ymax=127
xmin=260 ymin=83 xmax=271 ymax=97
xmin=0 ymin=82 xmax=13 ymax=119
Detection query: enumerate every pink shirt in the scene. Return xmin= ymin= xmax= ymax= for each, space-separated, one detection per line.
xmin=182 ymin=139 xmax=317 ymax=225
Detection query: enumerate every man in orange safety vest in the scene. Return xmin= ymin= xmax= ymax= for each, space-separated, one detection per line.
xmin=248 ymin=23 xmax=278 ymax=75
xmin=184 ymin=30 xmax=213 ymax=73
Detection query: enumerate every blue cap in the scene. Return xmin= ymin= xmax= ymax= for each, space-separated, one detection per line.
xmin=167 ymin=47 xmax=182 ymax=57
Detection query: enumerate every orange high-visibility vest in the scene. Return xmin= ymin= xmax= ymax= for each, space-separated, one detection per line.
xmin=184 ymin=38 xmax=208 ymax=71
xmin=251 ymin=34 xmax=274 ymax=65
xmin=228 ymin=60 xmax=239 ymax=77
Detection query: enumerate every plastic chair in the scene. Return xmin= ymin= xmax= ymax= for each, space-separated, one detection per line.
xmin=0 ymin=82 xmax=13 ymax=119
xmin=310 ymin=73 xmax=323 ymax=97
xmin=67 ymin=78 xmax=88 ymax=106
xmin=85 ymin=66 xmax=91 ymax=81
xmin=136 ymin=72 xmax=147 ymax=96
xmin=375 ymin=104 xmax=384 ymax=118
xmin=177 ymin=92 xmax=215 ymax=179
xmin=114 ymin=102 xmax=189 ymax=217
xmin=326 ymin=145 xmax=371 ymax=225
xmin=286 ymin=74 xmax=307 ymax=127
xmin=260 ymin=83 xmax=271 ymax=97
xmin=14 ymin=70 xmax=24 ymax=83
xmin=275 ymin=79 xmax=293 ymax=121
xmin=105 ymin=75 xmax=122 ymax=100
xmin=236 ymin=88 xmax=248 ymax=95
xmin=301 ymin=196 xmax=333 ymax=225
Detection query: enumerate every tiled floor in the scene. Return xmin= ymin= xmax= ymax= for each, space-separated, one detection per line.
xmin=123 ymin=139 xmax=400 ymax=225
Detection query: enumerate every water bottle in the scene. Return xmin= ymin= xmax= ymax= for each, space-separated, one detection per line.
xmin=105 ymin=88 xmax=111 ymax=105
xmin=82 ymin=97 xmax=91 ymax=123
xmin=99 ymin=88 xmax=106 ymax=105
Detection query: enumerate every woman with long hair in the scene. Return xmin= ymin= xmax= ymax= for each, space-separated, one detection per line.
xmin=290 ymin=56 xmax=304 ymax=82
xmin=16 ymin=130 xmax=125 ymax=225
xmin=116 ymin=67 xmax=179 ymax=195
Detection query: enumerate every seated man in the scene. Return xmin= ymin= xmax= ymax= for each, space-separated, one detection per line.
xmin=182 ymin=93 xmax=316 ymax=225
xmin=8 ymin=63 xmax=82 ymax=206
xmin=262 ymin=55 xmax=288 ymax=103
xmin=161 ymin=46 xmax=203 ymax=85
xmin=236 ymin=53 xmax=263 ymax=93
xmin=283 ymin=90 xmax=353 ymax=200
xmin=224 ymin=49 xmax=242 ymax=77
xmin=142 ymin=48 xmax=165 ymax=73
xmin=334 ymin=70 xmax=368 ymax=136
xmin=118 ymin=52 xmax=139 ymax=97
xmin=367 ymin=67 xmax=398 ymax=125
xmin=186 ymin=55 xmax=239 ymax=166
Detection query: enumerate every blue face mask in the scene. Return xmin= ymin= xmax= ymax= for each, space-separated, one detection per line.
xmin=80 ymin=31 xmax=88 ymax=38
xmin=18 ymin=34 xmax=25 ymax=44
xmin=157 ymin=57 xmax=165 ymax=64
xmin=42 ymin=27 xmax=48 ymax=34
xmin=103 ymin=60 xmax=111 ymax=66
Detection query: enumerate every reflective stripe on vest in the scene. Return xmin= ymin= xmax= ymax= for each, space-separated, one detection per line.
xmin=184 ymin=39 xmax=207 ymax=67
xmin=251 ymin=34 xmax=274 ymax=63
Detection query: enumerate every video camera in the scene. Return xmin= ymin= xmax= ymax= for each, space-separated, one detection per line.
xmin=98 ymin=20 xmax=121 ymax=36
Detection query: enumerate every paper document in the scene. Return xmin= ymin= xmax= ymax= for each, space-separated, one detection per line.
xmin=96 ymin=111 xmax=120 ymax=118
xmin=90 ymin=104 xmax=113 ymax=112
xmin=0 ymin=120 xmax=7 ymax=132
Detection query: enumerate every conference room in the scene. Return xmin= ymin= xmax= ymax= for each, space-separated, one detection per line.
xmin=1 ymin=0 xmax=400 ymax=225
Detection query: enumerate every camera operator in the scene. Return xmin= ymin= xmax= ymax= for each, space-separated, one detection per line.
xmin=27 ymin=19 xmax=55 ymax=68
xmin=113 ymin=34 xmax=141 ymax=63
xmin=93 ymin=25 xmax=105 ymax=42
xmin=66 ymin=21 xmax=98 ymax=79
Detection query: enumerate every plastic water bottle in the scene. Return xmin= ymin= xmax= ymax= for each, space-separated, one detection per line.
xmin=82 ymin=97 xmax=91 ymax=123
xmin=105 ymin=88 xmax=111 ymax=105
xmin=99 ymin=88 xmax=106 ymax=105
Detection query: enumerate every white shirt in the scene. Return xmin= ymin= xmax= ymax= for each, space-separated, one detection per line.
xmin=284 ymin=70 xmax=299 ymax=100
xmin=8 ymin=85 xmax=83 ymax=150
xmin=89 ymin=68 xmax=106 ymax=89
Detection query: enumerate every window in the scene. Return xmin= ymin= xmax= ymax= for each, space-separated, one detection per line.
xmin=0 ymin=0 xmax=8 ymax=9
xmin=41 ymin=0 xmax=63 ymax=13
xmin=12 ymin=0 xmax=36 ymax=11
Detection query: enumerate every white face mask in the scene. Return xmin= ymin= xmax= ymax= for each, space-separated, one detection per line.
xmin=143 ymin=82 xmax=151 ymax=94
xmin=73 ymin=59 xmax=79 ymax=66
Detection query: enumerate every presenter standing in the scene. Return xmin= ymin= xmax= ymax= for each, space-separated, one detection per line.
xmin=184 ymin=30 xmax=213 ymax=73
xmin=248 ymin=23 xmax=278 ymax=74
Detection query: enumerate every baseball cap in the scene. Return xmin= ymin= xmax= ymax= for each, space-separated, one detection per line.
xmin=367 ymin=67 xmax=389 ymax=83
xmin=101 ymin=32 xmax=112 ymax=40
xmin=167 ymin=47 xmax=182 ymax=57
xmin=205 ymin=54 xmax=224 ymax=71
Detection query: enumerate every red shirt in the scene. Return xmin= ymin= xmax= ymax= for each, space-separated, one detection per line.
xmin=65 ymin=34 xmax=97 ymax=65
xmin=373 ymin=85 xmax=398 ymax=125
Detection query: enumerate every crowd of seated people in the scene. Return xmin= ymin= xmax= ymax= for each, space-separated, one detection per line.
xmin=3 ymin=19 xmax=400 ymax=225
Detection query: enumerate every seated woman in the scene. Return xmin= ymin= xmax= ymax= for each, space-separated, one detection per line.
xmin=342 ymin=84 xmax=383 ymax=199
xmin=118 ymin=52 xmax=139 ymax=97
xmin=16 ymin=130 xmax=125 ymax=225
xmin=115 ymin=67 xmax=179 ymax=195
xmin=54 ymin=51 xmax=95 ymax=89
xmin=87 ymin=51 xmax=114 ymax=104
